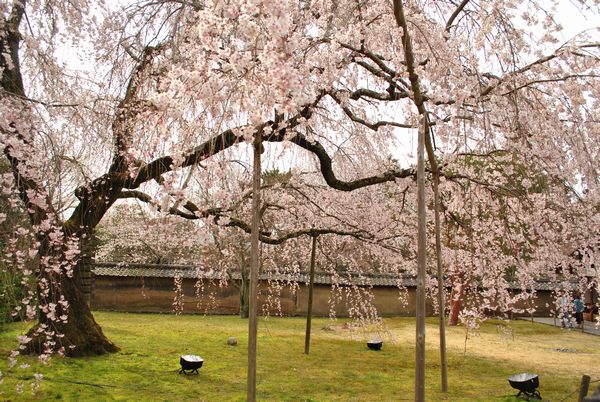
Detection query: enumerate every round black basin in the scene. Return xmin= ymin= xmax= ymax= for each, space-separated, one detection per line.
xmin=508 ymin=373 xmax=540 ymax=399
xmin=367 ymin=340 xmax=383 ymax=350
xmin=180 ymin=354 xmax=203 ymax=374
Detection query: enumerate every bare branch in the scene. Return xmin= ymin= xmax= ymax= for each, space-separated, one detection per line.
xmin=266 ymin=129 xmax=416 ymax=191
xmin=501 ymin=74 xmax=600 ymax=96
xmin=329 ymin=91 xmax=415 ymax=130
xmin=446 ymin=0 xmax=471 ymax=31
xmin=347 ymin=88 xmax=409 ymax=102
xmin=0 ymin=89 xmax=81 ymax=108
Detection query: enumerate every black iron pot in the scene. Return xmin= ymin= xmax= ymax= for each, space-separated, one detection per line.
xmin=367 ymin=340 xmax=383 ymax=350
xmin=179 ymin=355 xmax=203 ymax=374
xmin=508 ymin=373 xmax=541 ymax=399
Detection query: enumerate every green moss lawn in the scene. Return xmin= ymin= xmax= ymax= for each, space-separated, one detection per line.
xmin=1 ymin=312 xmax=598 ymax=401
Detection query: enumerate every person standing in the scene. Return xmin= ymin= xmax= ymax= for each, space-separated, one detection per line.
xmin=573 ymin=293 xmax=585 ymax=329
xmin=557 ymin=291 xmax=571 ymax=328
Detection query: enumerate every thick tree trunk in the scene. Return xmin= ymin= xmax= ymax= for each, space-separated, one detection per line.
xmin=2 ymin=1 xmax=116 ymax=357
xmin=448 ymin=282 xmax=463 ymax=326
xmin=25 ymin=236 xmax=118 ymax=357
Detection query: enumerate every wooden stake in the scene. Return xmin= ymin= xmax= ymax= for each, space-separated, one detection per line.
xmin=391 ymin=3 xmax=433 ymax=398
xmin=579 ymin=374 xmax=591 ymax=402
xmin=415 ymin=122 xmax=427 ymax=402
xmin=433 ymin=170 xmax=448 ymax=392
xmin=305 ymin=235 xmax=317 ymax=354
xmin=247 ymin=133 xmax=262 ymax=402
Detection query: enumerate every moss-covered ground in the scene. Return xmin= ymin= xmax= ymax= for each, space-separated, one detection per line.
xmin=0 ymin=312 xmax=598 ymax=401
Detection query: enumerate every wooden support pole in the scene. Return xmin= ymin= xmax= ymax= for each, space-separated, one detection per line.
xmin=392 ymin=3 xmax=433 ymax=398
xmin=415 ymin=122 xmax=427 ymax=402
xmin=247 ymin=133 xmax=262 ymax=402
xmin=433 ymin=171 xmax=448 ymax=392
xmin=304 ymin=235 xmax=318 ymax=354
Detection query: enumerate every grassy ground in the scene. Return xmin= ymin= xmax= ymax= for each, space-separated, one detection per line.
xmin=0 ymin=312 xmax=598 ymax=401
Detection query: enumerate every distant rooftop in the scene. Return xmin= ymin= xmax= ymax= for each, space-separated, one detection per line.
xmin=93 ymin=262 xmax=585 ymax=291
xmin=93 ymin=262 xmax=409 ymax=287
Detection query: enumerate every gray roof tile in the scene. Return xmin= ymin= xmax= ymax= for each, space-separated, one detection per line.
xmin=92 ymin=263 xmax=582 ymax=290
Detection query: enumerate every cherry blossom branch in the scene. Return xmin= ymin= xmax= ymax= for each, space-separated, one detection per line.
xmin=456 ymin=150 xmax=507 ymax=158
xmin=125 ymin=92 xmax=325 ymax=188
xmin=117 ymin=190 xmax=225 ymax=221
xmin=443 ymin=172 xmax=526 ymax=198
xmin=90 ymin=95 xmax=415 ymax=195
xmin=153 ymin=0 xmax=202 ymax=9
xmin=393 ymin=0 xmax=439 ymax=174
xmin=344 ymin=88 xmax=409 ymax=102
xmin=341 ymin=42 xmax=412 ymax=85
xmin=353 ymin=60 xmax=409 ymax=96
xmin=285 ymin=184 xmax=366 ymax=232
xmin=243 ymin=226 xmax=375 ymax=245
xmin=117 ymin=190 xmax=375 ymax=245
xmin=1 ymin=0 xmax=59 ymax=225
xmin=480 ymin=43 xmax=600 ymax=97
xmin=110 ymin=44 xmax=164 ymax=173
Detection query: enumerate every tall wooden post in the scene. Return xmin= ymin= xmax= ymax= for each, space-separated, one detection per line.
xmin=391 ymin=2 xmax=430 ymax=398
xmin=433 ymin=171 xmax=448 ymax=392
xmin=247 ymin=133 xmax=262 ymax=402
xmin=304 ymin=235 xmax=317 ymax=354
xmin=415 ymin=122 xmax=427 ymax=402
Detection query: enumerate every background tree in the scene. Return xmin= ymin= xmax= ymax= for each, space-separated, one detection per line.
xmin=96 ymin=204 xmax=208 ymax=264
xmin=438 ymin=152 xmax=597 ymax=325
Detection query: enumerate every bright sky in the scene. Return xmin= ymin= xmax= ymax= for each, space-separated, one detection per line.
xmin=555 ymin=1 xmax=600 ymax=41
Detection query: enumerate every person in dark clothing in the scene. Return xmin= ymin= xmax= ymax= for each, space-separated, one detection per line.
xmin=573 ymin=294 xmax=585 ymax=329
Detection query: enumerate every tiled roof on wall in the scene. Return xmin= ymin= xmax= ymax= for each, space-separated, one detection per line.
xmin=93 ymin=262 xmax=407 ymax=286
xmin=93 ymin=262 xmax=583 ymax=290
